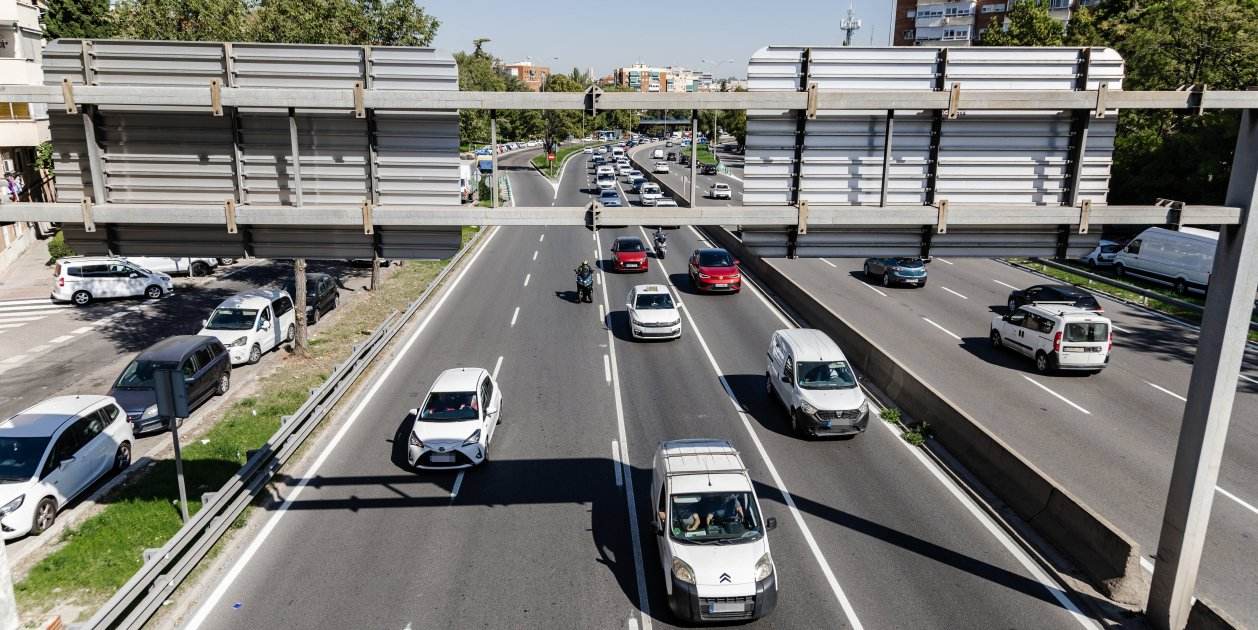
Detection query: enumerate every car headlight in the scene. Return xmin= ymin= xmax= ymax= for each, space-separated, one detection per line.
xmin=463 ymin=429 xmax=482 ymax=446
xmin=0 ymin=495 xmax=24 ymax=515
xmin=408 ymin=432 xmax=424 ymax=448
xmin=698 ymin=273 xmax=711 ymax=279
xmin=230 ymin=336 xmax=248 ymax=347
xmin=671 ymin=558 xmax=696 ymax=584
xmin=800 ymin=402 xmax=817 ymax=415
xmin=141 ymin=404 xmax=159 ymax=420
xmin=754 ymin=553 xmax=774 ymax=581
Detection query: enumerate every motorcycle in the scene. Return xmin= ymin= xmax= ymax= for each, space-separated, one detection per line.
xmin=576 ymin=270 xmax=594 ymax=303
xmin=654 ymin=234 xmax=668 ymax=259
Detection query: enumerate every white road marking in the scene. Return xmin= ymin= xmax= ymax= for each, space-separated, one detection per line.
xmin=1217 ymin=486 xmax=1258 ymax=517
xmin=492 ymin=355 xmax=504 ymax=380
xmin=993 ymin=279 xmax=1019 ymax=290
xmin=26 ymin=344 xmax=48 ymax=353
xmin=71 ymin=326 xmax=93 ymax=334
xmin=593 ymin=230 xmax=653 ymax=630
xmin=539 ymin=233 xmax=545 ymax=242
xmin=933 ymin=257 xmax=954 ymax=265
xmin=685 ymin=225 xmax=712 ymax=246
xmin=183 ymin=226 xmax=501 ymax=630
xmin=1110 ymin=323 xmax=1130 ymax=333
xmin=598 ymin=303 xmax=605 ymax=325
xmin=532 ymin=250 xmax=538 ymax=261
xmin=627 ymin=617 xmax=640 ymax=630
xmin=0 ymin=323 xmax=28 ymax=330
xmin=0 ymin=355 xmax=26 ymax=364
xmin=603 ymin=354 xmax=611 ymax=382
xmin=819 ymin=258 xmax=838 ymax=268
xmin=523 ymin=273 xmax=530 ymax=287
xmin=48 ymin=334 xmax=76 ymax=344
xmin=450 ymin=471 xmax=464 ymax=501
xmin=1021 ymin=376 xmax=1091 ymax=415
xmin=857 ymin=282 xmax=887 ymax=297
xmin=0 ymin=298 xmax=59 ymax=307
xmin=0 ymin=304 xmax=71 ymax=313
xmin=941 ymin=286 xmax=969 ymax=300
xmin=921 ymin=317 xmax=962 ymax=341
xmin=1240 ymin=373 xmax=1258 ymax=385
xmin=510 ymin=306 xmax=520 ymax=327
xmin=1146 ymin=381 xmax=1187 ymax=402
xmin=0 ymin=315 xmax=44 ymax=323
xmin=1141 ymin=557 xmax=1155 ymax=574
xmin=612 ymin=440 xmax=623 ymax=487
xmin=639 ymin=228 xmax=864 ymax=630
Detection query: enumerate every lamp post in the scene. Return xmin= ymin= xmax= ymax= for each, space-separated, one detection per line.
xmin=701 ymin=58 xmax=735 ymax=160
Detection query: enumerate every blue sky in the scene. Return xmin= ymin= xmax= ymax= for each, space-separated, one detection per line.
xmin=419 ymin=0 xmax=893 ymax=80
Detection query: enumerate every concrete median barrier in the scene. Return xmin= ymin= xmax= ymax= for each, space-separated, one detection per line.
xmin=705 ymin=225 xmax=1148 ymax=605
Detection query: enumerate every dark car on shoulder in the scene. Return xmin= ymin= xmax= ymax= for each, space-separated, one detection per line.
xmin=285 ymin=272 xmax=340 ymax=324
xmin=863 ymin=257 xmax=928 ymax=288
xmin=1006 ymin=284 xmax=1103 ymax=313
xmin=108 ymin=335 xmax=231 ymax=433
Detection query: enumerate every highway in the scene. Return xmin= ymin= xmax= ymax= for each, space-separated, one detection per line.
xmin=628 ymin=141 xmax=1258 ymax=624
xmin=178 ymin=148 xmax=1099 ymax=629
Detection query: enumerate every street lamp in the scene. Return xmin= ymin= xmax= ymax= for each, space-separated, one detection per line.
xmin=701 ymin=58 xmax=736 ymax=159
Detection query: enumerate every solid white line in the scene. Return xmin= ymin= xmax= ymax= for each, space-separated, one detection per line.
xmin=532 ymin=250 xmax=538 ymax=261
xmin=0 ymin=323 xmax=27 ymax=330
xmin=492 ymin=355 xmax=504 ymax=380
xmin=1146 ymin=381 xmax=1187 ymax=402
xmin=0 ymin=305 xmax=70 ymax=313
xmin=1021 ymin=376 xmax=1091 ymax=415
xmin=921 ymin=317 xmax=962 ymax=341
xmin=857 ymin=282 xmax=887 ymax=298
xmin=941 ymin=286 xmax=969 ymax=300
xmin=1217 ymin=486 xmax=1258 ymax=517
xmin=0 ymin=355 xmax=26 ymax=364
xmin=1110 ymin=324 xmax=1130 ymax=333
xmin=1240 ymin=373 xmax=1258 ymax=385
xmin=71 ymin=326 xmax=93 ymax=334
xmin=612 ymin=439 xmax=623 ymax=487
xmin=48 ymin=334 xmax=76 ymax=344
xmin=539 ymin=233 xmax=545 ymax=242
xmin=638 ymin=228 xmax=864 ymax=630
xmin=993 ymin=279 xmax=1019 ymax=290
xmin=933 ymin=257 xmax=954 ymax=265
xmin=593 ymin=230 xmax=653 ymax=630
xmin=819 ymin=258 xmax=838 ymax=268
xmin=685 ymin=225 xmax=712 ymax=246
xmin=0 ymin=299 xmax=56 ymax=306
xmin=183 ymin=226 xmax=501 ymax=630
xmin=26 ymin=344 xmax=48 ymax=353
xmin=510 ymin=306 xmax=520 ymax=327
xmin=450 ymin=471 xmax=465 ymax=500
xmin=603 ymin=354 xmax=611 ymax=382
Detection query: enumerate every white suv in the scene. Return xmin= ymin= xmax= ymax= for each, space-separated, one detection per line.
xmin=407 ymin=367 xmax=503 ymax=469
xmin=51 ymin=256 xmax=174 ymax=306
xmin=198 ymin=289 xmax=296 ymax=365
xmin=651 ymin=439 xmax=778 ymax=623
xmin=0 ymin=395 xmax=134 ymax=539
xmin=639 ymin=182 xmax=663 ymax=205
xmin=626 ymin=284 xmax=682 ymax=340
xmin=766 ymin=328 xmax=870 ymax=438
xmin=990 ymin=304 xmax=1111 ymax=374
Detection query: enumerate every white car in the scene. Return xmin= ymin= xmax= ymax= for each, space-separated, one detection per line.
xmin=0 ymin=395 xmax=134 ymax=540
xmin=627 ymin=284 xmax=682 ymax=340
xmin=1080 ymin=239 xmax=1122 ymax=269
xmin=407 ymin=368 xmax=502 ymax=469
xmin=651 ymin=439 xmax=778 ymax=623
xmin=124 ymin=256 xmax=219 ymax=277
xmin=583 ymin=147 xmax=594 ymax=154
xmin=766 ymin=328 xmax=870 ymax=438
xmin=652 ymin=148 xmax=665 ymax=159
xmin=654 ymin=162 xmax=671 ymax=174
xmin=595 ymin=165 xmax=615 ymax=178
xmin=597 ymin=175 xmax=616 ymax=190
xmin=51 ymin=256 xmax=174 ymax=306
xmin=625 ymin=169 xmax=643 ymax=182
xmin=990 ymin=304 xmax=1111 ymax=374
xmin=640 ymin=182 xmax=663 ymax=205
xmin=198 ymin=289 xmax=297 ymax=365
xmin=654 ymin=197 xmax=678 ymax=208
xmin=708 ymin=183 xmax=732 ymax=200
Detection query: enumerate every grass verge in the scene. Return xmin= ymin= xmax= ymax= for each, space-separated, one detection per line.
xmin=531 ymin=142 xmax=597 ymax=179
xmin=1007 ymin=258 xmax=1258 ymax=342
xmin=15 ymin=227 xmax=479 ymax=620
xmin=680 ymin=145 xmax=718 ymax=166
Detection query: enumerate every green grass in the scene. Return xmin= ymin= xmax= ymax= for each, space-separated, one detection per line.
xmin=531 ymin=142 xmax=598 ymax=179
xmin=680 ymin=145 xmax=718 ymax=166
xmin=14 ymin=248 xmax=460 ymax=620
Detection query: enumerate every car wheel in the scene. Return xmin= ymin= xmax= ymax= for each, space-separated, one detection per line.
xmin=71 ymin=290 xmax=92 ymax=306
xmin=144 ymin=285 xmax=163 ymax=299
xmin=1007 ymin=298 xmax=1018 ymax=313
xmin=113 ymin=442 xmax=132 ymax=472
xmin=882 ymin=273 xmax=892 ymax=288
xmin=863 ymin=263 xmax=871 ymax=278
xmin=1035 ymin=351 xmax=1051 ymax=374
xmin=1174 ymin=278 xmax=1188 ymax=295
xmin=990 ymin=329 xmax=1002 ymax=348
xmin=248 ymin=344 xmax=262 ymax=364
xmin=1114 ymin=263 xmax=1126 ymax=278
xmin=286 ymin=324 xmax=295 ymax=342
xmin=309 ymin=307 xmax=319 ymax=325
xmin=1086 ymin=259 xmax=1097 ymax=270
xmin=31 ymin=497 xmax=57 ymax=535
xmin=332 ymin=294 xmax=340 ymax=310
xmin=764 ymin=372 xmax=776 ymax=402
xmin=216 ymin=372 xmax=230 ymax=395
xmin=791 ymin=410 xmax=809 ymax=440
xmin=190 ymin=261 xmax=211 ymax=276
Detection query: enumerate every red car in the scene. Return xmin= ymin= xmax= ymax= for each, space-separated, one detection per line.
xmin=610 ymin=236 xmax=649 ymax=272
xmin=688 ymin=248 xmax=742 ymax=293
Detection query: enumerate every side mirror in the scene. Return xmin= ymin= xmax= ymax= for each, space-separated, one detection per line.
xmin=781 ymin=374 xmax=791 ymax=384
xmin=60 ymin=455 xmax=76 ymax=467
xmin=407 ymin=408 xmax=418 ymax=417
xmin=625 ymin=303 xmax=632 ymax=309
xmin=129 ymin=273 xmax=140 ymax=278
xmin=201 ymin=319 xmax=208 ymax=328
xmin=766 ymin=517 xmax=778 ymax=531
xmin=486 ymin=405 xmax=498 ymax=416
xmin=734 ymin=259 xmax=741 ymax=266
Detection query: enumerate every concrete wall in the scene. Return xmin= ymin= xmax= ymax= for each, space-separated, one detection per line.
xmin=1187 ymin=597 xmax=1248 ymax=630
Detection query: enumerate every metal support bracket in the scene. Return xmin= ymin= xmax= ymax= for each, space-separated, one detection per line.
xmin=586 ymin=200 xmax=601 ymax=231
xmin=1156 ymin=198 xmax=1186 ymax=229
xmin=81 ymin=198 xmax=95 ymax=233
xmin=353 ymin=81 xmax=365 ymax=119
xmin=209 ymin=79 xmax=223 ymax=117
xmin=1194 ymin=84 xmax=1208 ymax=117
xmin=361 ymin=200 xmax=373 ymax=235
xmin=947 ymin=82 xmax=960 ymax=120
xmin=936 ymin=199 xmax=949 ymax=234
xmin=224 ymin=199 xmax=237 ymax=234
xmin=806 ymin=83 xmax=818 ymax=119
xmin=1095 ymin=82 xmax=1109 ymax=118
xmin=1055 ymin=224 xmax=1071 ymax=259
xmin=1078 ymin=199 xmax=1091 ymax=234
xmin=585 ymin=86 xmax=602 ymax=117
xmin=797 ymin=200 xmax=810 ymax=235
xmin=61 ymin=78 xmax=77 ymax=114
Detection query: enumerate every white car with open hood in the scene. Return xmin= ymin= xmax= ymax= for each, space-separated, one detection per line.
xmin=407 ymin=368 xmax=502 ymax=469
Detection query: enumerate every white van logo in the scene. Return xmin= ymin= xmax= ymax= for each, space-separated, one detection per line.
xmin=719 ymin=573 xmax=732 ymax=583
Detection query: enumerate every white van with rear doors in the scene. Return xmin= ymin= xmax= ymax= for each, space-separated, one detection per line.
xmin=197 ymin=289 xmax=296 ymax=365
xmin=51 ymin=256 xmax=174 ymax=306
xmin=766 ymin=328 xmax=870 ymax=438
xmin=989 ymin=304 xmax=1111 ymax=374
xmin=1111 ymin=226 xmax=1216 ymax=295
xmin=652 ymin=148 xmax=665 ymax=160
xmin=651 ymin=439 xmax=778 ymax=623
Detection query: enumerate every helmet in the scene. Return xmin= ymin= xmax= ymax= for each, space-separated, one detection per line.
xmin=583 ymin=259 xmax=589 ymax=266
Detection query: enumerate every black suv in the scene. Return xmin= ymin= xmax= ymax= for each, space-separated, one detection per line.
xmin=666 ymin=151 xmax=677 ymax=161
xmin=285 ymin=272 xmax=340 ymax=324
xmin=1006 ymin=284 xmax=1103 ymax=313
xmin=700 ymin=163 xmax=718 ymax=175
xmin=109 ymin=336 xmax=231 ymax=433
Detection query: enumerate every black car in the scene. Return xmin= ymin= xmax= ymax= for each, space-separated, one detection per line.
xmin=1006 ymin=284 xmax=1103 ymax=313
xmin=285 ymin=272 xmax=340 ymax=324
xmin=666 ymin=151 xmax=677 ymax=161
xmin=109 ymin=335 xmax=231 ymax=433
xmin=700 ymin=163 xmax=718 ymax=175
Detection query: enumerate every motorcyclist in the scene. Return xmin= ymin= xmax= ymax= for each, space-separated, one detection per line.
xmin=575 ymin=260 xmax=593 ymax=278
xmin=575 ymin=260 xmax=594 ymax=302
xmin=653 ymin=227 xmax=667 ymax=246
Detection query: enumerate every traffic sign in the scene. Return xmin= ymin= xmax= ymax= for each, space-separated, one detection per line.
xmin=547 ymin=153 xmax=556 ymax=161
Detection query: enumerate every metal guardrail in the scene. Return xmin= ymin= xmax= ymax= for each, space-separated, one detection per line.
xmin=86 ymin=229 xmax=487 ymax=629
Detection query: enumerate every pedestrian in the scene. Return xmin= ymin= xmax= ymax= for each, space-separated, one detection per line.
xmin=4 ymin=173 xmax=22 ymax=202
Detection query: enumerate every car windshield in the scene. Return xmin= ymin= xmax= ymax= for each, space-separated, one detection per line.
xmin=419 ymin=391 xmax=479 ymax=422
xmin=797 ymin=360 xmax=858 ymax=390
xmin=600 ymin=191 xmax=618 ymax=199
xmin=284 ymin=282 xmax=319 ymax=298
xmin=618 ymin=239 xmax=645 ymax=252
xmin=670 ymin=492 xmax=763 ymax=543
xmin=893 ymin=258 xmax=924 ymax=268
xmin=205 ymin=307 xmax=258 ymax=331
xmin=0 ymin=436 xmax=50 ymax=482
xmin=114 ymin=359 xmax=161 ymax=389
xmin=1101 ymin=244 xmax=1123 ymax=254
xmin=698 ymin=251 xmax=734 ymax=267
xmin=635 ymin=293 xmax=674 ymax=309
xmin=643 ymin=185 xmax=659 ymax=193
xmin=1064 ymin=322 xmax=1108 ymax=343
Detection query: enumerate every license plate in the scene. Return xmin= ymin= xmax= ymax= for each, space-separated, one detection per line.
xmin=431 ymin=454 xmax=455 ymax=463
xmin=714 ymin=283 xmax=728 ymax=288
xmin=820 ymin=420 xmax=832 ymax=429
xmin=710 ymin=602 xmax=745 ymax=614
xmin=625 ymin=263 xmax=638 ymax=268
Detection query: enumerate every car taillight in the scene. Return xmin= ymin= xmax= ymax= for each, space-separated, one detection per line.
xmin=1053 ymin=331 xmax=1062 ymax=353
xmin=58 ymin=277 xmax=64 ymax=287
xmin=1107 ymin=330 xmax=1113 ymax=353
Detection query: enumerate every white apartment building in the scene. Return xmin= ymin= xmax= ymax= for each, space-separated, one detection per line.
xmin=0 ymin=0 xmax=50 ymax=271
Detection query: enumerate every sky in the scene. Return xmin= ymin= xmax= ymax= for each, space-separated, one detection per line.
xmin=419 ymin=0 xmax=894 ymax=80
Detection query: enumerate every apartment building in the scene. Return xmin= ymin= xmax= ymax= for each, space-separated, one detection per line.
xmin=892 ymin=0 xmax=1097 ymax=46
xmin=613 ymin=64 xmax=702 ymax=93
xmin=0 ymin=0 xmax=50 ymax=272
xmin=502 ymin=61 xmax=551 ymax=91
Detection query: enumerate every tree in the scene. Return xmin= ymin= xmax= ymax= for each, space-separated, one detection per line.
xmin=44 ymin=0 xmax=115 ymax=39
xmin=978 ymin=0 xmax=1064 ymax=46
xmin=540 ymin=74 xmax=584 ymax=151
xmin=111 ymin=0 xmax=249 ymax=41
xmin=247 ymin=0 xmax=437 ymax=45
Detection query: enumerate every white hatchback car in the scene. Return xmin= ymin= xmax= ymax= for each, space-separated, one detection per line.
xmin=198 ymin=289 xmax=297 ymax=365
xmin=407 ymin=368 xmax=503 ymax=469
xmin=627 ymin=284 xmax=682 ymax=340
xmin=0 ymin=395 xmax=133 ymax=540
xmin=654 ymin=162 xmax=671 ymax=174
xmin=708 ymin=183 xmax=732 ymax=199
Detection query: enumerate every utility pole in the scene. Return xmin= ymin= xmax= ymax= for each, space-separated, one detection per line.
xmin=841 ymin=5 xmax=862 ymax=47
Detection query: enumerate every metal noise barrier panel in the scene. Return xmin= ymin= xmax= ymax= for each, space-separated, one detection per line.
xmin=44 ymin=40 xmax=462 ymax=259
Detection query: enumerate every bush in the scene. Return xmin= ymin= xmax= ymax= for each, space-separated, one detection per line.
xmin=46 ymin=230 xmax=74 ymax=263
xmin=879 ymin=407 xmax=902 ymax=424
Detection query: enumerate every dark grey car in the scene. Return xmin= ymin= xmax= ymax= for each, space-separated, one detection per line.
xmin=109 ymin=336 xmax=231 ymax=433
xmin=863 ymin=257 xmax=928 ymax=288
xmin=285 ymin=272 xmax=340 ymax=324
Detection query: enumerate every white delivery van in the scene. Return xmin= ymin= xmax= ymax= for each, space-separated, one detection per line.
xmin=652 ymin=148 xmax=665 ymax=160
xmin=766 ymin=328 xmax=869 ymax=438
xmin=652 ymin=439 xmax=778 ymax=623
xmin=1111 ymin=226 xmax=1217 ymax=294
xmin=990 ymin=304 xmax=1112 ymax=374
xmin=198 ymin=289 xmax=296 ymax=365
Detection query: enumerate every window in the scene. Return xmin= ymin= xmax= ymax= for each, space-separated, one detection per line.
xmin=982 ymin=3 xmax=1006 ymax=12
xmin=942 ymin=27 xmax=971 ymax=40
xmin=1126 ymin=239 xmax=1142 ymax=255
xmin=903 ymin=29 xmax=916 ymax=40
xmin=83 ymin=410 xmax=107 ymax=442
xmin=43 ymin=428 xmax=81 ymax=478
xmin=205 ymin=308 xmax=258 ymax=331
xmin=273 ymin=296 xmax=293 ymax=317
xmin=0 ymin=103 xmax=32 ymax=120
xmin=108 ymin=264 xmax=135 ymax=278
xmin=0 ymin=435 xmax=51 ymax=482
xmin=193 ymin=346 xmax=214 ymax=371
xmin=102 ymin=404 xmax=122 ymax=424
xmin=258 ymin=306 xmax=272 ymax=329
xmin=1007 ymin=311 xmax=1027 ymax=327
xmin=181 ymin=354 xmax=200 ymax=378
xmin=797 ymin=361 xmax=858 ymax=390
xmin=906 ymin=9 xmax=916 ymax=17
xmin=1049 ymin=0 xmax=1070 ymax=8
xmin=945 ymin=6 xmax=972 ymax=16
xmin=1065 ymin=322 xmax=1108 ymax=343
xmin=420 ymin=391 xmax=479 ymax=421
xmin=480 ymin=377 xmax=494 ymax=408
xmin=81 ymin=264 xmax=109 ymax=277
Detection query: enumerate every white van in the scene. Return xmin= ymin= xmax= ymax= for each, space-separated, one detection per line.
xmin=1112 ymin=226 xmax=1217 ymax=294
xmin=652 ymin=148 xmax=665 ymax=160
xmin=651 ymin=439 xmax=778 ymax=623
xmin=198 ymin=289 xmax=296 ymax=365
xmin=766 ymin=329 xmax=869 ymax=438
xmin=124 ymin=256 xmax=219 ymax=277
xmin=990 ymin=304 xmax=1111 ymax=374
xmin=51 ymin=256 xmax=174 ymax=306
